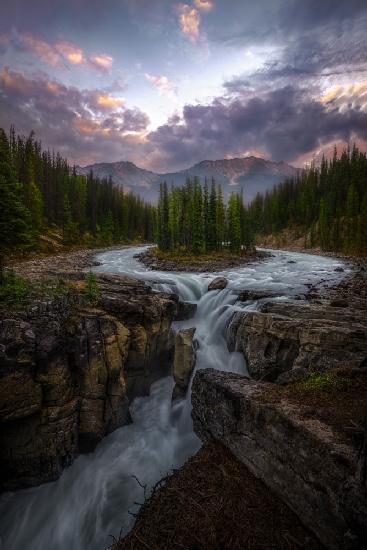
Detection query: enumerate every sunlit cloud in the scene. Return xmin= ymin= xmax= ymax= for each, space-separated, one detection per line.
xmin=96 ymin=94 xmax=125 ymax=110
xmin=89 ymin=54 xmax=113 ymax=73
xmin=320 ymin=82 xmax=367 ymax=112
xmin=0 ymin=31 xmax=113 ymax=73
xmin=193 ymin=0 xmax=214 ymax=12
xmin=145 ymin=73 xmax=177 ymax=96
xmin=177 ymin=4 xmax=200 ymax=42
xmin=55 ymin=41 xmax=85 ymax=65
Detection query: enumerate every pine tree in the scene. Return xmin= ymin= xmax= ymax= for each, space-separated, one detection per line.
xmin=227 ymin=194 xmax=242 ymax=253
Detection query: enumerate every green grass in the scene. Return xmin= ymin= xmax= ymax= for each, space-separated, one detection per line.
xmin=296 ymin=371 xmax=352 ymax=393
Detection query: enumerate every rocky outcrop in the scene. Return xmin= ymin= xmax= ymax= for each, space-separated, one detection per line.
xmin=227 ymin=300 xmax=367 ymax=381
xmin=172 ymin=328 xmax=196 ymax=399
xmin=208 ymin=277 xmax=228 ymax=291
xmin=192 ymin=369 xmax=367 ymax=550
xmin=0 ymin=274 xmax=179 ymax=491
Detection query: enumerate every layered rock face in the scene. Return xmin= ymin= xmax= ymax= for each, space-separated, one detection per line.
xmin=192 ymin=369 xmax=367 ymax=550
xmin=0 ymin=274 xmax=179 ymax=491
xmin=227 ymin=300 xmax=367 ymax=381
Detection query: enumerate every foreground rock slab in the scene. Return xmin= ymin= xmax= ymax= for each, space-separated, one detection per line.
xmin=192 ymin=369 xmax=367 ymax=550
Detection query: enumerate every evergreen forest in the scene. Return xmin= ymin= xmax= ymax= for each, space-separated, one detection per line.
xmin=0 ymin=127 xmax=156 ymax=271
xmin=247 ymin=146 xmax=367 ymax=255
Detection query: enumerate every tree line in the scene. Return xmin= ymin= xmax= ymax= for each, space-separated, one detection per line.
xmin=0 ymin=127 xmax=156 ymax=272
xmin=156 ymin=178 xmax=254 ymax=254
xmin=247 ymin=146 xmax=367 ymax=255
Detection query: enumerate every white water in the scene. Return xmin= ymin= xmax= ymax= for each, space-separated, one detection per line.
xmin=0 ymin=247 xmax=348 ymax=550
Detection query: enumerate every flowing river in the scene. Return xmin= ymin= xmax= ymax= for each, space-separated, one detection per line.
xmin=0 ymin=247 xmax=348 ymax=550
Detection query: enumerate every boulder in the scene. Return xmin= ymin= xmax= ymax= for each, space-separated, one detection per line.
xmin=192 ymin=369 xmax=367 ymax=550
xmin=208 ymin=277 xmax=228 ymax=291
xmin=172 ymin=328 xmax=196 ymax=399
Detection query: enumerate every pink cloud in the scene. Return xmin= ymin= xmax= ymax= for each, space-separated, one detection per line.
xmin=89 ymin=54 xmax=113 ymax=73
xmin=145 ymin=73 xmax=177 ymax=96
xmin=1 ymin=31 xmax=113 ymax=73
xmin=193 ymin=0 xmax=214 ymax=11
xmin=177 ymin=4 xmax=200 ymax=42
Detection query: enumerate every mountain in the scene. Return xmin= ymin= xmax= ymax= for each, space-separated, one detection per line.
xmin=77 ymin=156 xmax=302 ymax=203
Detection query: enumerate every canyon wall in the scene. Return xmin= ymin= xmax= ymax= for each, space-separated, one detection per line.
xmin=0 ymin=274 xmax=179 ymax=491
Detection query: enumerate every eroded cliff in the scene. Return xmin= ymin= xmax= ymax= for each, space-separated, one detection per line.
xmin=0 ymin=273 xmax=179 ymax=491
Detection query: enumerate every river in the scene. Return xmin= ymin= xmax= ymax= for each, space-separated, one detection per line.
xmin=0 ymin=247 xmax=348 ymax=550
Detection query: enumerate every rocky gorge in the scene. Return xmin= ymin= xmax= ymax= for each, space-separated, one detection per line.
xmin=0 ymin=265 xmax=187 ymax=491
xmin=1 ymin=247 xmax=366 ymax=550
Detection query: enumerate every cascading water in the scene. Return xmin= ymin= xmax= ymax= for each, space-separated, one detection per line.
xmin=0 ymin=247 xmax=348 ymax=550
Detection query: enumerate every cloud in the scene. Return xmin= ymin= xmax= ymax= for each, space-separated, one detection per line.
xmin=193 ymin=0 xmax=214 ymax=11
xmin=54 ymin=41 xmax=85 ymax=65
xmin=177 ymin=4 xmax=200 ymax=42
xmin=1 ymin=31 xmax=114 ymax=73
xmin=147 ymin=85 xmax=367 ymax=170
xmin=17 ymin=33 xmax=64 ymax=68
xmin=0 ymin=67 xmax=149 ymax=165
xmin=145 ymin=73 xmax=177 ymax=96
xmin=88 ymin=54 xmax=113 ymax=73
xmin=320 ymin=82 xmax=367 ymax=112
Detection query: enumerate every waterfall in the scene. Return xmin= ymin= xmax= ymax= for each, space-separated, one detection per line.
xmin=0 ymin=247 xmax=347 ymax=550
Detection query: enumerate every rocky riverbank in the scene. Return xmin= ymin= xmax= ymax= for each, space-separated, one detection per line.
xmin=136 ymin=247 xmax=270 ymax=272
xmin=0 ymin=257 xmax=191 ymax=491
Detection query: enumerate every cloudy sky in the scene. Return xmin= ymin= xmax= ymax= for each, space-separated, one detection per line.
xmin=0 ymin=0 xmax=367 ymax=171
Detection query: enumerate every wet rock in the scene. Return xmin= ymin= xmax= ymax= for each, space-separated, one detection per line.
xmin=334 ymin=267 xmax=344 ymax=272
xmin=208 ymin=277 xmax=228 ymax=291
xmin=172 ymin=328 xmax=196 ymax=400
xmin=236 ymin=289 xmax=281 ymax=302
xmin=192 ymin=369 xmax=367 ymax=550
xmin=176 ymin=301 xmax=197 ymax=321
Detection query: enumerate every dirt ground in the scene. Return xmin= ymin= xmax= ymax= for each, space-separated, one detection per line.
xmin=114 ymin=442 xmax=324 ymax=550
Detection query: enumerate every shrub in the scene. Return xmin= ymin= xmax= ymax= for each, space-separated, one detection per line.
xmin=84 ymin=272 xmax=100 ymax=305
xmin=297 ymin=371 xmax=351 ymax=392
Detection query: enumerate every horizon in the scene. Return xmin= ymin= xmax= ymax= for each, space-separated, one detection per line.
xmin=1 ymin=1 xmax=367 ymax=173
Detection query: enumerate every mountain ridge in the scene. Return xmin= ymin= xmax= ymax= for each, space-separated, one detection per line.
xmin=77 ymin=156 xmax=302 ymax=203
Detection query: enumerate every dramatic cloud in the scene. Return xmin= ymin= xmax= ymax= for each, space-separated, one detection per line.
xmin=147 ymin=86 xmax=367 ymax=170
xmin=177 ymin=4 xmax=200 ymax=42
xmin=0 ymin=67 xmax=148 ymax=165
xmin=145 ymin=73 xmax=177 ymax=96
